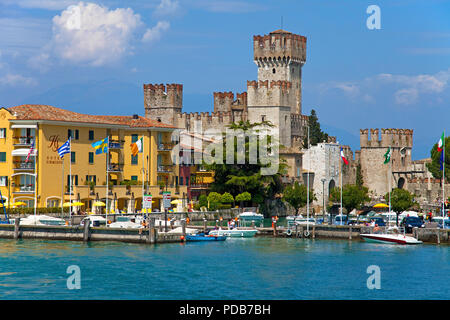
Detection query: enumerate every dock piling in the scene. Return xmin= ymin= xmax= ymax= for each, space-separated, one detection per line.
xmin=83 ymin=218 xmax=90 ymax=242
xmin=14 ymin=218 xmax=20 ymax=240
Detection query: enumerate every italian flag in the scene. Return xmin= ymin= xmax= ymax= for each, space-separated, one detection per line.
xmin=341 ymin=147 xmax=349 ymax=165
xmin=384 ymin=147 xmax=391 ymax=164
xmin=130 ymin=137 xmax=143 ymax=156
xmin=437 ymin=132 xmax=444 ymax=152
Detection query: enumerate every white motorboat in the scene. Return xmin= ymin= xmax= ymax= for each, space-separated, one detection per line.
xmin=209 ymin=227 xmax=258 ymax=238
xmin=108 ymin=216 xmax=143 ymax=229
xmin=17 ymin=215 xmax=66 ymax=226
xmin=360 ymin=227 xmax=422 ymax=245
xmin=294 ymin=217 xmax=316 ymax=226
xmin=80 ymin=215 xmax=107 ymax=227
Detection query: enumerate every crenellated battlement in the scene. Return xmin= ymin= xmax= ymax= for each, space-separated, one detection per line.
xmin=176 ymin=110 xmax=248 ymax=132
xmin=144 ymin=83 xmax=183 ymax=110
xmin=360 ymin=128 xmax=413 ymax=148
xmin=213 ymin=91 xmax=247 ymax=113
xmin=247 ymin=80 xmax=295 ymax=110
xmin=253 ymin=29 xmax=306 ymax=64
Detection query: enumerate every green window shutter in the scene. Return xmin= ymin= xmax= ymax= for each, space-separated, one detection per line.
xmin=132 ymin=134 xmax=138 ymax=143
xmin=131 ymin=176 xmax=138 ymax=181
xmin=131 ymin=155 xmax=138 ymax=165
xmin=71 ymin=152 xmax=75 ymax=164
xmin=0 ymin=152 xmax=6 ymax=162
xmin=89 ymin=152 xmax=94 ymax=164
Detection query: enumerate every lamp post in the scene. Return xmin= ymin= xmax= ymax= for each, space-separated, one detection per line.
xmin=321 ymin=178 xmax=326 ymax=223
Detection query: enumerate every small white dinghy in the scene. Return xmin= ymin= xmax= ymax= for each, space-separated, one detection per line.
xmin=360 ymin=226 xmax=422 ymax=245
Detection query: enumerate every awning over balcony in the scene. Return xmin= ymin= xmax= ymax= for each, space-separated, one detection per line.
xmin=12 ymin=148 xmax=37 ymax=157
xmin=11 ymin=124 xmax=37 ymax=129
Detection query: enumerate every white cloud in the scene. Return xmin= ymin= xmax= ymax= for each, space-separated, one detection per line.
xmin=38 ymin=2 xmax=145 ymax=66
xmin=142 ymin=21 xmax=170 ymax=43
xmin=154 ymin=0 xmax=180 ymax=16
xmin=0 ymin=73 xmax=37 ymax=86
xmin=320 ymin=68 xmax=450 ymax=106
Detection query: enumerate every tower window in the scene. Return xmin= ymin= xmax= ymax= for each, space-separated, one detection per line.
xmin=272 ymin=68 xmax=276 ymax=74
xmin=261 ymin=115 xmax=266 ymax=122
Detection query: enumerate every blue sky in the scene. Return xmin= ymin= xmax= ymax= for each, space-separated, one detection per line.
xmin=0 ymin=0 xmax=449 ymax=159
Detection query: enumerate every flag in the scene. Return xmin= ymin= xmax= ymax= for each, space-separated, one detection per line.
xmin=437 ymin=132 xmax=445 ymax=152
xmin=130 ymin=137 xmax=143 ymax=157
xmin=91 ymin=137 xmax=109 ymax=155
xmin=25 ymin=140 xmax=35 ymax=163
xmin=383 ymin=147 xmax=391 ymax=164
xmin=57 ymin=138 xmax=71 ymax=159
xmin=340 ymin=147 xmax=349 ymax=165
xmin=440 ymin=147 xmax=444 ymax=171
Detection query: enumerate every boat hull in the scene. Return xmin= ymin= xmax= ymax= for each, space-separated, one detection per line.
xmin=209 ymin=229 xmax=258 ymax=238
xmin=185 ymin=235 xmax=227 ymax=241
xmin=360 ymin=234 xmax=422 ymax=245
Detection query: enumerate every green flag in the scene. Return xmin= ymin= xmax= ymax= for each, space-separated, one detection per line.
xmin=384 ymin=147 xmax=391 ymax=164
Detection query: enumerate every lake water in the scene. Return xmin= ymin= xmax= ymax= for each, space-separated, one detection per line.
xmin=0 ymin=237 xmax=448 ymax=300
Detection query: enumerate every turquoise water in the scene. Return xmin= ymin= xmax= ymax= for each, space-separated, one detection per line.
xmin=0 ymin=237 xmax=448 ymax=300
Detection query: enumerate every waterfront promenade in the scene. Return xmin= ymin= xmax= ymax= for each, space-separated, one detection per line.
xmin=1 ymin=215 xmax=448 ymax=245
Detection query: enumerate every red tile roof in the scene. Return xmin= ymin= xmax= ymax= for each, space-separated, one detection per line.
xmin=7 ymin=105 xmax=175 ymax=129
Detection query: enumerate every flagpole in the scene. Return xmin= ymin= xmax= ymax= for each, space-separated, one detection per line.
xmin=142 ymin=137 xmax=145 ymax=215
xmin=340 ymin=144 xmax=343 ymax=218
xmin=443 ymin=130 xmax=445 ymax=223
xmin=306 ymin=126 xmax=310 ymax=233
xmin=389 ymin=144 xmax=391 ymax=216
xmin=61 ymin=157 xmax=64 ymax=218
xmin=106 ymin=139 xmax=109 ymax=226
xmin=69 ymin=137 xmax=72 ymax=225
xmin=34 ymin=139 xmax=37 ymax=217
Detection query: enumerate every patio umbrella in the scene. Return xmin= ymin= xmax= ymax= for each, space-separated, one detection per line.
xmin=72 ymin=201 xmax=84 ymax=206
xmin=62 ymin=202 xmax=73 ymax=207
xmin=373 ymin=203 xmax=389 ymax=208
xmin=171 ymin=199 xmax=182 ymax=204
xmin=12 ymin=201 xmax=27 ymax=207
xmin=93 ymin=201 xmax=106 ymax=207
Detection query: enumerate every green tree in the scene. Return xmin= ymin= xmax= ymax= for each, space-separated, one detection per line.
xmin=235 ymin=192 xmax=251 ymax=207
xmin=385 ymin=188 xmax=415 ymax=226
xmin=282 ymin=181 xmax=315 ymax=215
xmin=426 ymin=136 xmax=450 ymax=181
xmin=329 ymin=185 xmax=370 ymax=218
xmin=221 ymin=192 xmax=234 ymax=204
xmin=198 ymin=194 xmax=208 ymax=208
xmin=204 ymin=120 xmax=287 ymax=214
xmin=207 ymin=192 xmax=222 ymax=211
xmin=303 ymin=109 xmax=329 ymax=147
xmin=355 ymin=163 xmax=363 ymax=188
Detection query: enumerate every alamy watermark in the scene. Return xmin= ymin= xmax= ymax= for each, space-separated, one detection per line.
xmin=366 ymin=265 xmax=381 ymax=290
xmin=66 ymin=265 xmax=81 ymax=290
xmin=366 ymin=5 xmax=381 ymax=30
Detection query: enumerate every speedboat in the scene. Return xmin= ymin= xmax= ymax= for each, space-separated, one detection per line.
xmin=185 ymin=233 xmax=227 ymax=241
xmin=294 ymin=217 xmax=316 ymax=226
xmin=17 ymin=215 xmax=66 ymax=226
xmin=108 ymin=216 xmax=143 ymax=229
xmin=360 ymin=227 xmax=422 ymax=245
xmin=209 ymin=228 xmax=258 ymax=238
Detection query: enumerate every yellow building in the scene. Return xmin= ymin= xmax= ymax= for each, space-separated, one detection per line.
xmin=0 ymin=105 xmax=187 ymax=213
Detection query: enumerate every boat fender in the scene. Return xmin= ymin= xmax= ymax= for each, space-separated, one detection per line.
xmin=286 ymin=229 xmax=293 ymax=236
xmin=304 ymin=230 xmax=310 ymax=237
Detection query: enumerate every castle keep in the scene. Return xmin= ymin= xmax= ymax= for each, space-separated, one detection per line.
xmin=144 ymin=29 xmax=309 ymax=179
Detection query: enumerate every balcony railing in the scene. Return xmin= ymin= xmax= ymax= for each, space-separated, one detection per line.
xmin=13 ymin=185 xmax=35 ymax=193
xmin=13 ymin=161 xmax=35 ymax=170
xmin=157 ymin=165 xmax=173 ymax=173
xmin=158 ymin=143 xmax=174 ymax=151
xmin=108 ymin=163 xmax=123 ymax=172
xmin=13 ymin=136 xmax=35 ymax=146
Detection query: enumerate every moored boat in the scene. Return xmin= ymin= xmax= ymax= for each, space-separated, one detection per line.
xmin=360 ymin=227 xmax=422 ymax=245
xmin=209 ymin=228 xmax=258 ymax=238
xmin=185 ymin=233 xmax=227 ymax=241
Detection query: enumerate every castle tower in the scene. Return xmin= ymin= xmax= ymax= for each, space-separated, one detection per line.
xmin=253 ymin=29 xmax=307 ymax=114
xmin=144 ymin=83 xmax=183 ymax=125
